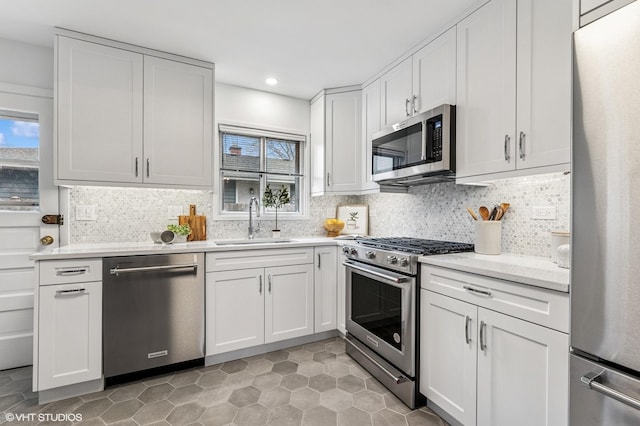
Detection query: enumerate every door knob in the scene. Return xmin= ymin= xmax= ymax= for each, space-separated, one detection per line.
xmin=40 ymin=236 xmax=54 ymax=245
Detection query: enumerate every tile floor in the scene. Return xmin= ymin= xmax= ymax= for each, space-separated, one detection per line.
xmin=0 ymin=337 xmax=447 ymax=425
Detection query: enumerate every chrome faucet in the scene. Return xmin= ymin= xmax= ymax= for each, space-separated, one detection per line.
xmin=248 ymin=197 xmax=260 ymax=239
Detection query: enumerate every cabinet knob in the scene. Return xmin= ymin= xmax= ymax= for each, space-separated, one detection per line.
xmin=40 ymin=235 xmax=54 ymax=245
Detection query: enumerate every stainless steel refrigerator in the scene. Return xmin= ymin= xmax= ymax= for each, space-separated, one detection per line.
xmin=571 ymin=1 xmax=640 ymax=424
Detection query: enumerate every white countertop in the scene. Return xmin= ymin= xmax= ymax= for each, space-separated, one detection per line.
xmin=30 ymin=237 xmax=338 ymax=260
xmin=418 ymin=252 xmax=570 ymax=293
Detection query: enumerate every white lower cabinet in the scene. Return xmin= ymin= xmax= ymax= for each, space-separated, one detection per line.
xmin=38 ymin=281 xmax=102 ymax=390
xmin=206 ymin=248 xmax=315 ymax=356
xmin=420 ymin=265 xmax=569 ymax=426
xmin=314 ymin=246 xmax=338 ymax=333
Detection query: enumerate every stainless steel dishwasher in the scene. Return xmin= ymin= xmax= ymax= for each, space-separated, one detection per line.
xmin=103 ymin=253 xmax=204 ymax=383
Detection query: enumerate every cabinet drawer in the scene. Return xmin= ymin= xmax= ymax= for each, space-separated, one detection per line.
xmin=39 ymin=259 xmax=102 ymax=285
xmin=206 ymin=248 xmax=314 ymax=272
xmin=421 ymin=265 xmax=569 ymax=333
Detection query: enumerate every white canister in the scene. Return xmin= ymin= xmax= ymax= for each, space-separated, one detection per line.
xmin=475 ymin=221 xmax=502 ymax=255
xmin=551 ymin=231 xmax=570 ymax=263
xmin=557 ymin=244 xmax=571 ymax=268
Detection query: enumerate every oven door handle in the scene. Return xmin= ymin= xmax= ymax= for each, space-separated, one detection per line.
xmin=343 ymin=261 xmax=409 ymax=283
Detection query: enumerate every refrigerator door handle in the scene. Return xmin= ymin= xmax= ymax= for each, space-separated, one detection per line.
xmin=581 ymin=370 xmax=640 ymax=411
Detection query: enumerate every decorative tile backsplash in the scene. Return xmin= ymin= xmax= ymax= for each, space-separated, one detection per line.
xmin=69 ymin=173 xmax=569 ymax=258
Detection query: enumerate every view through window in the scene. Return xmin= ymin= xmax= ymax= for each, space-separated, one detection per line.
xmin=0 ymin=112 xmax=40 ymax=211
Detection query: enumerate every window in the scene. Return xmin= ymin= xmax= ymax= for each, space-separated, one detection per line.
xmin=0 ymin=111 xmax=40 ymax=211
xmin=219 ymin=125 xmax=305 ymax=216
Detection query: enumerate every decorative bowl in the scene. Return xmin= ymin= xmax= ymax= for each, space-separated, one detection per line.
xmin=323 ymin=218 xmax=345 ymax=237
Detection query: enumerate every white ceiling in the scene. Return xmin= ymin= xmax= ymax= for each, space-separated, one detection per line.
xmin=0 ymin=0 xmax=480 ymax=99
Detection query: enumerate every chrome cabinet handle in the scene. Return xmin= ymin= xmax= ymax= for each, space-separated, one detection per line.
xmin=146 ymin=158 xmax=150 ymax=178
xmin=135 ymin=157 xmax=139 ymax=177
xmin=268 ymin=274 xmax=272 ymax=293
xmin=480 ymin=320 xmax=487 ymax=351
xmin=465 ymin=315 xmax=471 ymax=344
xmin=55 ymin=288 xmax=86 ymax=296
xmin=327 ymin=172 xmax=330 ymax=187
xmin=519 ymin=131 xmax=526 ymax=160
xmin=504 ymin=135 xmax=511 ymax=162
xmin=317 ymin=253 xmax=321 ymax=269
xmin=463 ymin=285 xmax=492 ymax=297
xmin=56 ymin=268 xmax=88 ymax=276
xmin=412 ymin=95 xmax=418 ymax=114
xmin=259 ymin=275 xmax=262 ymax=294
xmin=581 ymin=371 xmax=640 ymax=411
xmin=405 ymin=98 xmax=411 ymax=117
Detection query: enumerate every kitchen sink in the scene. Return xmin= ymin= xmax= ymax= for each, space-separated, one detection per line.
xmin=214 ymin=238 xmax=294 ymax=245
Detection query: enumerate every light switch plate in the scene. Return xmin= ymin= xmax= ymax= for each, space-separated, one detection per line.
xmin=168 ymin=206 xmax=183 ymax=218
xmin=531 ymin=206 xmax=556 ymax=220
xmin=76 ymin=205 xmax=96 ymax=221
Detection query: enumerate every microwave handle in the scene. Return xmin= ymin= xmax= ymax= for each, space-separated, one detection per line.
xmin=421 ymin=117 xmax=428 ymax=161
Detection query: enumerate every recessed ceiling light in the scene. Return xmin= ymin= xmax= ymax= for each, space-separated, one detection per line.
xmin=265 ymin=77 xmax=278 ymax=86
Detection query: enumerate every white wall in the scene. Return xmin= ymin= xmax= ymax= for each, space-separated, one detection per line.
xmin=0 ymin=38 xmax=53 ymax=90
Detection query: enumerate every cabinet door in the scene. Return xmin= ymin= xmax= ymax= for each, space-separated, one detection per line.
xmin=57 ymin=36 xmax=143 ymax=183
xmin=265 ymin=264 xmax=314 ymax=343
xmin=206 ymin=269 xmax=264 ymax=355
xmin=314 ymin=246 xmax=337 ymax=332
xmin=456 ymin=0 xmax=517 ymax=178
xmin=337 ymin=250 xmax=346 ymax=334
xmin=413 ymin=27 xmax=457 ymax=113
xmin=361 ymin=80 xmax=381 ymax=192
xmin=143 ymin=56 xmax=213 ymax=188
xmin=515 ymin=0 xmax=572 ymax=170
xmin=38 ymin=281 xmax=102 ymax=390
xmin=325 ymin=90 xmax=362 ymax=193
xmin=380 ymin=58 xmax=413 ymax=126
xmin=477 ymin=308 xmax=569 ymax=426
xmin=420 ymin=290 xmax=477 ymax=426
xmin=310 ymin=95 xmax=326 ymax=196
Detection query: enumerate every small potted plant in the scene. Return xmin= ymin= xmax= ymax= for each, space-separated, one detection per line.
xmin=262 ymin=184 xmax=290 ymax=238
xmin=167 ymin=223 xmax=191 ymax=243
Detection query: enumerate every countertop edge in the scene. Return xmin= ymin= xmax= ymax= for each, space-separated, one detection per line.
xmin=30 ymin=238 xmax=340 ymax=260
xmin=418 ymin=253 xmax=570 ymax=293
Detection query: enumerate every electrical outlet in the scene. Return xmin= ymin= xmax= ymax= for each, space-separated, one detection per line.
xmin=531 ymin=206 xmax=556 ymax=220
xmin=167 ymin=206 xmax=183 ymax=219
xmin=75 ymin=205 xmax=96 ymax=221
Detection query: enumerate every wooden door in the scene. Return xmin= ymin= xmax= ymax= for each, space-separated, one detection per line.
xmin=0 ymin=89 xmax=58 ymax=370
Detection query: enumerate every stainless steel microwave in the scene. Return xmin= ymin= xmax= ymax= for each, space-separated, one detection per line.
xmin=371 ymin=104 xmax=455 ymax=187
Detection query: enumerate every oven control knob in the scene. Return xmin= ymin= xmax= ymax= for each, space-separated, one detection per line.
xmin=365 ymin=251 xmax=376 ymax=259
xmin=349 ymin=248 xmax=358 ymax=256
xmin=399 ymin=257 xmax=409 ymax=267
xmin=342 ymin=246 xmax=350 ymax=255
xmin=387 ymin=255 xmax=398 ymax=264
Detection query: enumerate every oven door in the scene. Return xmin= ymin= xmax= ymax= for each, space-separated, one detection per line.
xmin=345 ymin=260 xmax=416 ymax=377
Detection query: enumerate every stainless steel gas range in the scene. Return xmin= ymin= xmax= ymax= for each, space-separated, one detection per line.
xmin=342 ymin=237 xmax=474 ymax=408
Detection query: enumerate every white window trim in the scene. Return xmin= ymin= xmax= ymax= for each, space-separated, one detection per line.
xmin=213 ymin=123 xmax=310 ymax=221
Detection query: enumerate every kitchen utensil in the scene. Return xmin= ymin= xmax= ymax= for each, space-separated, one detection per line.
xmin=494 ymin=206 xmax=504 ymax=221
xmin=178 ymin=204 xmax=207 ymax=241
xmin=500 ymin=202 xmax=510 ymax=213
xmin=488 ymin=206 xmax=498 ymax=221
xmin=466 ymin=207 xmax=478 ymax=221
xmin=479 ymin=206 xmax=490 ymax=221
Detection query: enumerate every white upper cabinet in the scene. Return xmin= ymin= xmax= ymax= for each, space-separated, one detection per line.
xmin=412 ymin=26 xmax=457 ymax=113
xmin=361 ymin=80 xmax=381 ymax=192
xmin=57 ymin=36 xmax=144 ymax=184
xmin=55 ymin=31 xmax=214 ymax=189
xmin=380 ymin=27 xmax=457 ymax=128
xmin=380 ymin=58 xmax=413 ymax=127
xmin=143 ymin=56 xmax=213 ymax=187
xmin=310 ymin=88 xmax=362 ymax=196
xmin=456 ymin=0 xmax=572 ymax=181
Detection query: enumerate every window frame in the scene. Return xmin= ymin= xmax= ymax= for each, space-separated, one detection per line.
xmin=214 ymin=123 xmax=309 ymax=221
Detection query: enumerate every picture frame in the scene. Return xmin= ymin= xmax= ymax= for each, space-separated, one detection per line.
xmin=336 ymin=204 xmax=369 ymax=235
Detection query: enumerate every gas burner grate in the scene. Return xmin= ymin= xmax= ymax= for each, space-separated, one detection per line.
xmin=355 ymin=237 xmax=474 ymax=255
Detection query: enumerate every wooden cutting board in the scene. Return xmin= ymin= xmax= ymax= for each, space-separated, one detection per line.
xmin=179 ymin=204 xmax=206 ymax=241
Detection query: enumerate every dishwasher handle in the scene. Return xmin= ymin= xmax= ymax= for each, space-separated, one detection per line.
xmin=110 ymin=263 xmax=197 ymax=276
